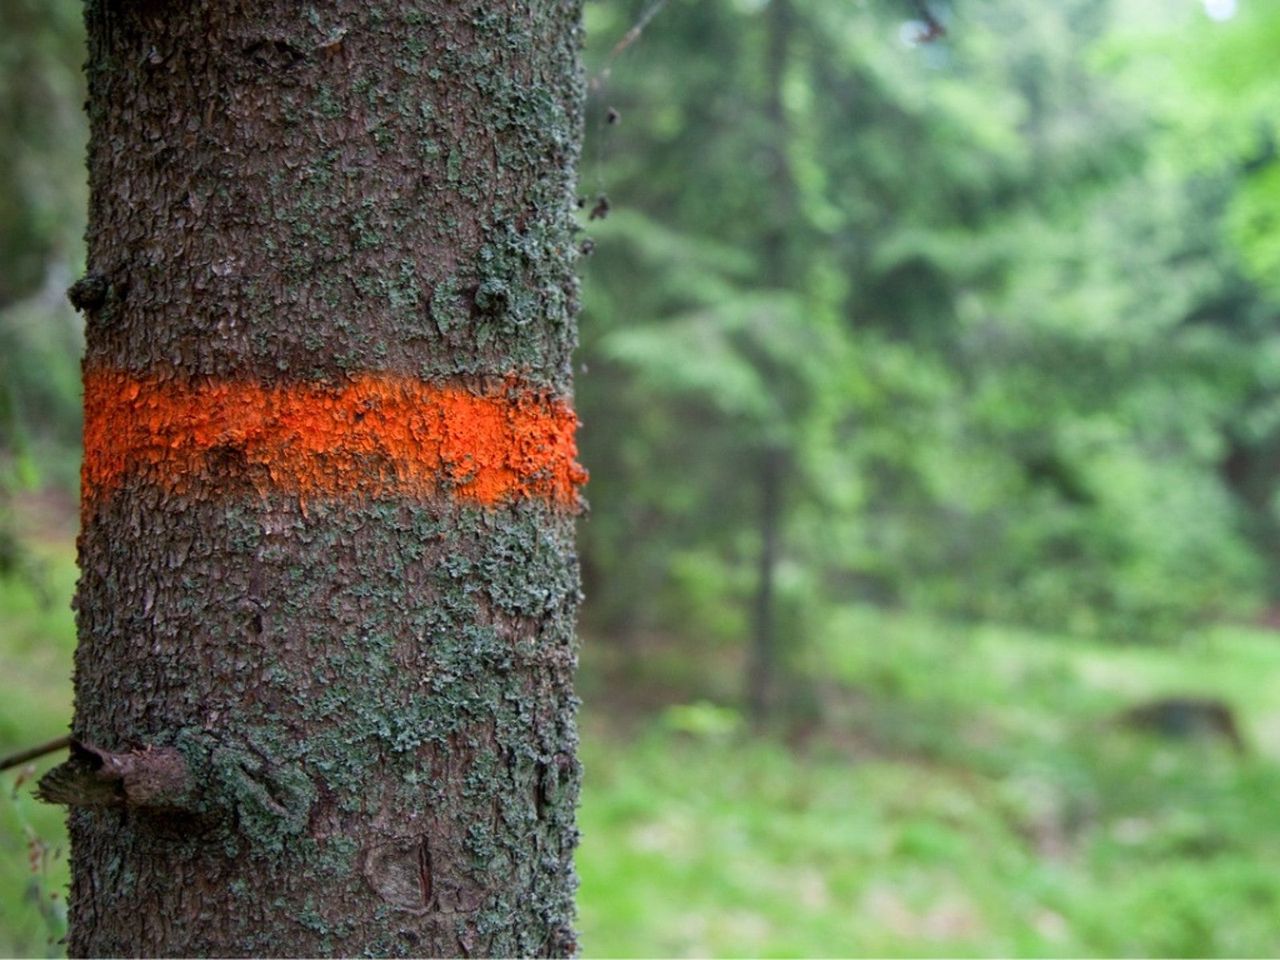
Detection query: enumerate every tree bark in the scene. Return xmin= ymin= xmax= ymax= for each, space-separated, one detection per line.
xmin=57 ymin=1 xmax=586 ymax=955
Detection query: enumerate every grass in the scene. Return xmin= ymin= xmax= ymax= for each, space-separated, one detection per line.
xmin=577 ymin=612 xmax=1280 ymax=957
xmin=4 ymin=531 xmax=1280 ymax=956
xmin=578 ymin=725 xmax=1280 ymax=956
xmin=0 ymin=535 xmax=75 ymax=957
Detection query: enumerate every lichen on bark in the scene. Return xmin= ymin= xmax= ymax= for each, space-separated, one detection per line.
xmin=65 ymin=1 xmax=586 ymax=955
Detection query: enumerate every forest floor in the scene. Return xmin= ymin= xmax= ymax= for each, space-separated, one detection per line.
xmin=4 ymin=527 xmax=1280 ymax=956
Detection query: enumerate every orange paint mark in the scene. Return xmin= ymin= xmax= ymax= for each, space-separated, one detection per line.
xmin=82 ymin=368 xmax=587 ymax=510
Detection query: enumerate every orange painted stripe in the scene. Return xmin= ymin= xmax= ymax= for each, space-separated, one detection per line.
xmin=82 ymin=368 xmax=587 ymax=509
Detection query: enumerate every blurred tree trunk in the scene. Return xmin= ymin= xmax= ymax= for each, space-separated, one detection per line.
xmin=748 ymin=445 xmax=786 ymax=720
xmin=50 ymin=1 xmax=586 ymax=955
xmin=747 ymin=0 xmax=795 ymax=721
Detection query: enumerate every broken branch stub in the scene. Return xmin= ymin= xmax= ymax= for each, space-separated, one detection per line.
xmin=37 ymin=740 xmax=195 ymax=811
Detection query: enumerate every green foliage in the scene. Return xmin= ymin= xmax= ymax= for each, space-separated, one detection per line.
xmin=577 ymin=610 xmax=1280 ymax=957
xmin=0 ymin=0 xmax=86 ymax=570
xmin=658 ymin=701 xmax=743 ymax=738
xmin=578 ymin=0 xmax=1275 ymax=649
xmin=0 ymin=0 xmax=84 ymax=306
xmin=0 ymin=540 xmax=74 ymax=957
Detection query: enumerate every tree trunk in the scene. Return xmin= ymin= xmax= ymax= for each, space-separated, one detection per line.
xmin=747 ymin=445 xmax=784 ymax=722
xmin=54 ymin=1 xmax=586 ymax=955
xmin=746 ymin=0 xmax=794 ymax=722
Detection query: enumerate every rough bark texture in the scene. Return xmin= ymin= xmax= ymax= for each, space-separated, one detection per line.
xmin=64 ymin=1 xmax=585 ymax=955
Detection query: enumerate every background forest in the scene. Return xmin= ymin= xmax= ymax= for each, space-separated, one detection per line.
xmin=4 ymin=0 xmax=1280 ymax=955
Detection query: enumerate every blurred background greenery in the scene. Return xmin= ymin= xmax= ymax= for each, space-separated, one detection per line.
xmin=4 ymin=0 xmax=1280 ymax=954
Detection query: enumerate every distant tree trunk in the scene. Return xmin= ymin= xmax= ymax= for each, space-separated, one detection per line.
xmin=747 ymin=0 xmax=794 ymax=721
xmin=747 ymin=445 xmax=785 ymax=721
xmin=49 ymin=1 xmax=586 ymax=955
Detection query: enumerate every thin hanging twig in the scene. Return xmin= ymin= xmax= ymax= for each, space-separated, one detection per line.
xmin=609 ymin=0 xmax=671 ymax=61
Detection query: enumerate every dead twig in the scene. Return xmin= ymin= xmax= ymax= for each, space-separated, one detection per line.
xmin=0 ymin=735 xmax=72 ymax=773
